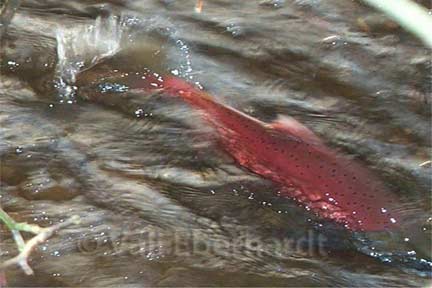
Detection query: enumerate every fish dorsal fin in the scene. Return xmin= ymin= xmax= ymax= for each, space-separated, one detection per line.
xmin=269 ymin=115 xmax=323 ymax=145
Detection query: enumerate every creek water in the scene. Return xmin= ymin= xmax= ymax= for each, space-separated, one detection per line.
xmin=0 ymin=0 xmax=431 ymax=286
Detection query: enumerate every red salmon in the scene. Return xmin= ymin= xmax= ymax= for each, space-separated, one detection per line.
xmin=136 ymin=72 xmax=401 ymax=232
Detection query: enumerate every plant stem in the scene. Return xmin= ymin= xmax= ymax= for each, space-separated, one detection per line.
xmin=362 ymin=0 xmax=432 ymax=48
xmin=0 ymin=207 xmax=16 ymax=231
xmin=0 ymin=207 xmax=42 ymax=234
xmin=1 ymin=207 xmax=46 ymax=254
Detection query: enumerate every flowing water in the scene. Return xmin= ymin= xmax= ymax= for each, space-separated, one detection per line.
xmin=0 ymin=0 xmax=431 ymax=286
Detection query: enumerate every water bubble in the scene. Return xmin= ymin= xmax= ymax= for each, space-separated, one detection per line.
xmin=15 ymin=146 xmax=24 ymax=154
xmin=320 ymin=35 xmax=346 ymax=48
xmin=381 ymin=257 xmax=392 ymax=263
xmin=135 ymin=108 xmax=144 ymax=118
xmin=259 ymin=0 xmax=285 ymax=9
xmin=226 ymin=23 xmax=243 ymax=37
xmin=380 ymin=208 xmax=387 ymax=213
xmin=390 ymin=218 xmax=397 ymax=223
xmin=98 ymin=83 xmax=128 ymax=93
xmin=7 ymin=60 xmax=19 ymax=67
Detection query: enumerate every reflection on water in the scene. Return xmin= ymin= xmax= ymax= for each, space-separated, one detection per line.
xmin=0 ymin=0 xmax=431 ymax=286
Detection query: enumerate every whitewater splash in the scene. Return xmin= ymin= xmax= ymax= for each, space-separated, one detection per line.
xmin=54 ymin=16 xmax=124 ymax=103
xmin=54 ymin=14 xmax=196 ymax=103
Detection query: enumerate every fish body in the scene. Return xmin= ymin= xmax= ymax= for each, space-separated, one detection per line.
xmin=138 ymin=73 xmax=401 ymax=231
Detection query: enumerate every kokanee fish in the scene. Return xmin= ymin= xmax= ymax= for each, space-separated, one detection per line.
xmin=133 ymin=72 xmax=401 ymax=231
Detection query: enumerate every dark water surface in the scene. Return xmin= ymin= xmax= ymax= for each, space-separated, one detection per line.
xmin=0 ymin=0 xmax=431 ymax=286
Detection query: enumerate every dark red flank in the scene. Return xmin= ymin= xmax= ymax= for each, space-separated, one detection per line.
xmin=138 ymin=72 xmax=401 ymax=232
